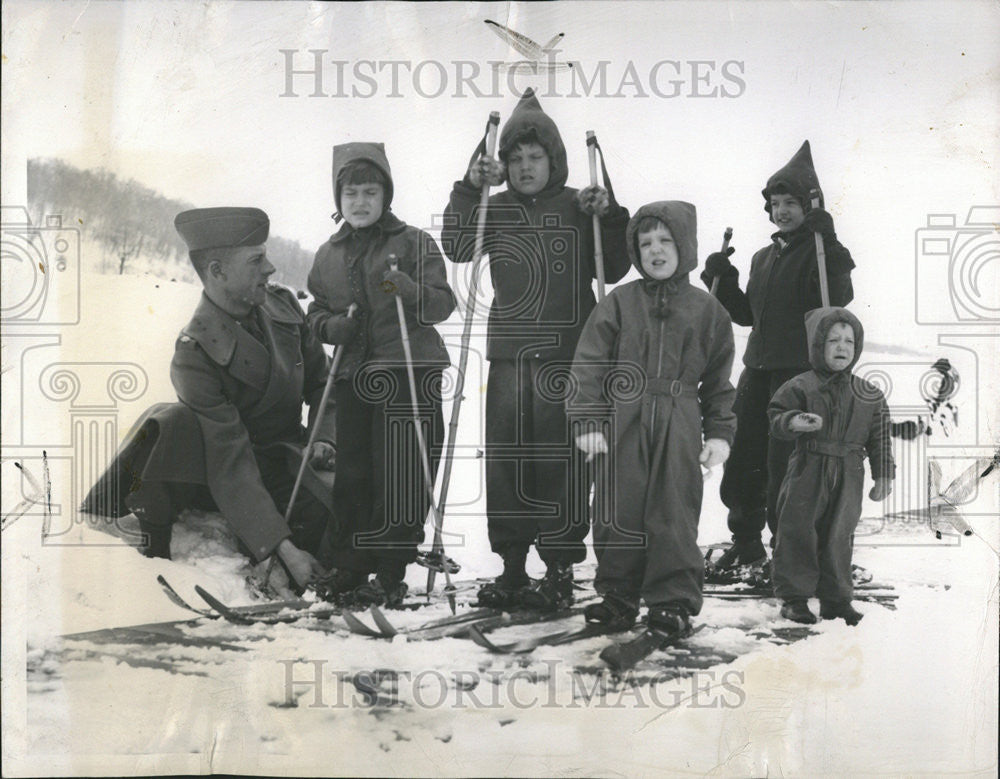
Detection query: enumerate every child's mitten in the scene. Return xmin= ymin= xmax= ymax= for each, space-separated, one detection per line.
xmin=788 ymin=412 xmax=823 ymax=433
xmin=382 ymin=268 xmax=419 ymax=306
xmin=869 ymin=477 xmax=893 ymax=501
xmin=804 ymin=207 xmax=836 ymax=238
xmin=574 ymin=185 xmax=610 ymax=217
xmin=574 ymin=431 xmax=609 ymax=462
xmin=699 ymin=439 xmax=731 ymax=471
xmin=468 ymin=156 xmax=505 ymax=188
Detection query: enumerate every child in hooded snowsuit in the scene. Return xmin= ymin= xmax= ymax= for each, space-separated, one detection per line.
xmin=570 ymin=202 xmax=736 ymax=634
xmin=768 ymin=307 xmax=894 ymax=626
xmin=442 ymin=89 xmax=631 ymax=610
xmin=701 ymin=141 xmax=856 ymax=570
xmin=307 ymin=142 xmax=457 ymax=607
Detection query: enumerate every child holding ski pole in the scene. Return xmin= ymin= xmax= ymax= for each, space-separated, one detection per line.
xmin=441 ymin=88 xmax=631 ymax=611
xmin=570 ymin=201 xmax=736 ymax=637
xmin=701 ymin=141 xmax=856 ymax=571
xmin=768 ymin=306 xmax=894 ymax=625
xmin=306 ymin=142 xmax=456 ymax=607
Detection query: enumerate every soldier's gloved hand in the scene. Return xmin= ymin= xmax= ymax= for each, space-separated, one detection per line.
xmin=788 ymin=412 xmax=823 ymax=433
xmin=468 ymin=156 xmax=505 ymax=188
xmin=309 ymin=441 xmax=336 ymax=471
xmin=382 ymin=269 xmax=419 ymax=306
xmin=869 ymin=478 xmax=893 ymax=501
xmin=575 ymin=431 xmax=609 ymax=463
xmin=804 ymin=207 xmax=836 ymax=238
xmin=277 ymin=539 xmax=327 ymax=591
xmin=699 ymin=438 xmax=731 ymax=478
xmin=575 ymin=185 xmax=610 ymax=217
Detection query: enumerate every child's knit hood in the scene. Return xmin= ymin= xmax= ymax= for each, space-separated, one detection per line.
xmin=762 ymin=140 xmax=823 ymax=223
xmin=332 ymin=142 xmax=394 ymax=219
xmin=805 ymin=306 xmax=864 ymax=375
xmin=498 ymin=88 xmax=568 ymax=195
xmin=625 ymin=201 xmax=699 ymax=282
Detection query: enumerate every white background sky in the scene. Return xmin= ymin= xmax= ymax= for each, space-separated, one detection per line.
xmin=3 ymin=0 xmax=998 ymax=350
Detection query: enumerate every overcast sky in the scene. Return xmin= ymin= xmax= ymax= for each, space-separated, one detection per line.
xmin=3 ymin=0 xmax=998 ymax=347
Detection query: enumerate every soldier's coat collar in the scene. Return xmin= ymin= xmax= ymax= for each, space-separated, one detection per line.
xmin=182 ymin=285 xmax=301 ymax=366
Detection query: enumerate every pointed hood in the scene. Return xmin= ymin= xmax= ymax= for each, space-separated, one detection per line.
xmin=762 ymin=140 xmax=823 ymax=223
xmin=625 ymin=201 xmax=698 ymax=282
xmin=498 ymin=88 xmax=568 ymax=194
xmin=804 ymin=306 xmax=864 ymax=374
xmin=332 ymin=142 xmax=394 ymax=219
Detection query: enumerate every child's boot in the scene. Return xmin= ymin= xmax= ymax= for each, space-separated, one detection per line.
xmin=820 ymin=599 xmax=863 ymax=626
xmin=584 ymin=592 xmax=639 ymax=631
xmin=522 ymin=561 xmax=574 ymax=611
xmin=351 ymin=561 xmax=408 ymax=608
xmin=780 ymin=599 xmax=818 ymax=624
xmin=713 ymin=536 xmax=767 ymax=570
xmin=477 ymin=549 xmax=530 ymax=609
xmin=646 ymin=602 xmax=693 ymax=638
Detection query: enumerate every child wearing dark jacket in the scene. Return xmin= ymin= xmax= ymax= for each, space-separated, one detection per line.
xmin=441 ymin=88 xmax=631 ymax=611
xmin=702 ymin=141 xmax=856 ymax=569
xmin=570 ymin=201 xmax=736 ymax=637
xmin=768 ymin=307 xmax=894 ymax=625
xmin=307 ymin=142 xmax=457 ymax=607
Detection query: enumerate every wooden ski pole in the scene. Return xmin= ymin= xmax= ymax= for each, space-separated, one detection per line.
xmin=710 ymin=227 xmax=734 ymax=296
xmin=810 ymin=189 xmax=830 ymax=307
xmin=428 ymin=111 xmax=501 ymax=600
xmin=586 ymin=130 xmax=606 ymax=301
xmin=264 ymin=303 xmax=357 ymax=591
xmin=388 ymin=254 xmax=456 ymax=613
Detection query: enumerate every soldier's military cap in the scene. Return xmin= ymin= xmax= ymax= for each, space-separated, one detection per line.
xmin=174 ymin=207 xmax=270 ymax=252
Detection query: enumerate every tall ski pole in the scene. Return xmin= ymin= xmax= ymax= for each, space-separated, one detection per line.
xmin=810 ymin=189 xmax=830 ymax=307
xmin=428 ymin=111 xmax=501 ymax=601
xmin=264 ymin=303 xmax=357 ymax=592
xmin=388 ymin=254 xmax=456 ymax=614
xmin=586 ymin=130 xmax=606 ymax=301
xmin=710 ymin=227 xmax=734 ymax=296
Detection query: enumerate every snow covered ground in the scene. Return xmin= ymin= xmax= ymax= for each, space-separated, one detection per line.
xmin=3 ymin=271 xmax=998 ymax=776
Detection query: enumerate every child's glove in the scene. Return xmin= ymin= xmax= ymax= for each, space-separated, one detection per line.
xmin=699 ymin=438 xmax=731 ymax=478
xmin=788 ymin=412 xmax=823 ymax=433
xmin=309 ymin=441 xmax=336 ymax=472
xmin=704 ymin=246 xmax=736 ymax=278
xmin=869 ymin=477 xmax=893 ymax=501
xmin=574 ymin=185 xmax=610 ymax=217
xmin=468 ymin=156 xmax=505 ymax=188
xmin=382 ymin=269 xmax=419 ymax=306
xmin=803 ymin=207 xmax=836 ymax=238
xmin=575 ymin=431 xmax=609 ymax=462
xmin=321 ymin=313 xmax=360 ymax=344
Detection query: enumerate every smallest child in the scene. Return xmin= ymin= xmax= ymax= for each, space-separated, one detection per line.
xmin=768 ymin=307 xmax=894 ymax=625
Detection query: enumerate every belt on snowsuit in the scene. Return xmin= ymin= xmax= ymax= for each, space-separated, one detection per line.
xmin=805 ymin=439 xmax=865 ymax=457
xmin=645 ymin=378 xmax=698 ymax=398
